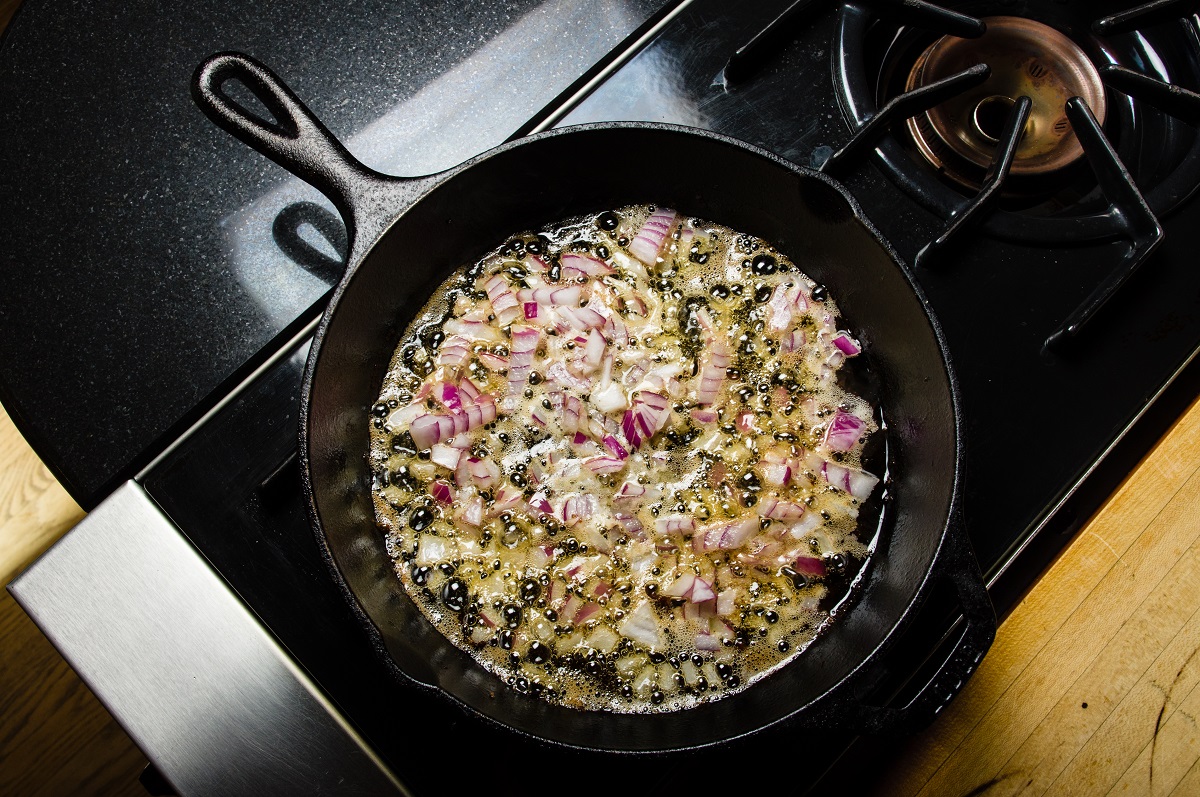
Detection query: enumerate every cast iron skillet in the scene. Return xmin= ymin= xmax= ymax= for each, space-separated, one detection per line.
xmin=192 ymin=52 xmax=995 ymax=753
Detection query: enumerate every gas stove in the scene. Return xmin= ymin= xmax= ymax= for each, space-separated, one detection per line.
xmin=7 ymin=1 xmax=1200 ymax=795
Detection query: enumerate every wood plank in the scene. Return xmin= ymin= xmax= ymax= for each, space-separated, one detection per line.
xmin=0 ymin=592 xmax=147 ymax=797
xmin=874 ymin=395 xmax=1200 ymax=796
xmin=0 ymin=402 xmax=84 ymax=586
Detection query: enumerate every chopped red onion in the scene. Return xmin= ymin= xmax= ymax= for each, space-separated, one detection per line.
xmin=464 ymin=457 xmax=500 ymax=490
xmin=583 ymin=455 xmax=626 ymax=474
xmin=655 ymin=515 xmax=696 ymax=537
xmin=592 ymin=382 xmax=628 ymax=413
xmin=614 ymin=513 xmax=645 ymax=538
xmin=561 ymin=493 xmax=597 ymax=526
xmin=547 ymin=361 xmax=592 ymax=392
xmin=523 ymin=302 xmax=539 ymax=320
xmin=585 ymin=328 xmax=606 ymax=370
xmin=561 ymin=252 xmax=615 ymax=278
xmin=459 ymin=495 xmax=484 ymax=528
xmin=507 ymin=325 xmax=540 ymax=397
xmin=436 ymin=335 xmax=472 ymax=370
xmin=780 ymin=329 xmax=806 ymax=353
xmin=821 ymin=460 xmax=880 ymax=499
xmin=693 ymin=517 xmax=759 ymax=552
xmin=793 ymin=556 xmax=827 ymax=577
xmin=430 ymin=480 xmax=454 ymax=504
xmin=619 ymin=601 xmax=661 ymax=647
xmin=490 ymin=486 xmax=524 ymax=515
xmin=696 ymin=345 xmax=732 ymax=406
xmin=621 ymin=295 xmax=648 ymax=316
xmin=629 ymin=207 xmax=677 ymax=265
xmin=429 ymin=444 xmax=462 ymax=471
xmin=620 ymin=409 xmax=642 ymax=448
xmin=716 ymin=589 xmax=737 ymax=616
xmin=824 ymin=409 xmax=866 ymax=453
xmin=477 ymin=351 xmax=508 ymax=371
xmin=524 ymin=254 xmax=549 ymax=273
xmin=831 ymin=332 xmax=861 ymax=357
xmin=614 ymin=481 xmax=645 ymax=501
xmin=603 ymin=435 xmax=629 ymax=459
xmin=574 ymin=602 xmax=602 ymax=624
xmin=527 ymin=492 xmax=554 ymax=517
xmin=696 ymin=630 xmax=722 ymax=651
xmin=758 ymin=497 xmax=806 ymax=522
xmin=484 ymin=274 xmax=522 ymax=326
xmin=690 ymin=408 xmax=718 ymax=424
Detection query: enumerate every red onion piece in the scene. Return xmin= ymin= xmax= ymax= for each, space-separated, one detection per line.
xmin=459 ymin=495 xmax=484 ymax=528
xmin=561 ymin=252 xmax=615 ymax=277
xmin=430 ymin=480 xmax=454 ymax=504
xmin=524 ymin=254 xmax=549 ymax=273
xmin=583 ymin=455 xmax=626 ymax=474
xmin=696 ymin=630 xmax=722 ymax=651
xmin=629 ymin=208 xmax=678 ymax=265
xmin=780 ymin=329 xmax=806 ymax=353
xmin=410 ymin=413 xmax=450 ymax=450
xmin=465 ymin=457 xmax=501 ymax=490
xmin=484 ymin=274 xmax=522 ymax=326
xmin=572 ymin=431 xmax=587 ymax=445
xmin=620 ymin=409 xmax=643 ymax=449
xmin=435 ymin=383 xmax=462 ymax=412
xmin=547 ymin=361 xmax=592 ymax=392
xmin=619 ymin=601 xmax=661 ymax=647
xmin=821 ymin=461 xmax=880 ymax=499
xmin=793 ymin=556 xmax=827 ymax=577
xmin=824 ymin=410 xmax=866 ymax=453
xmin=767 ymin=284 xmax=795 ymax=332
xmin=696 ymin=345 xmax=732 ymax=407
xmin=614 ymin=481 xmax=645 ymax=501
xmin=757 ymin=497 xmax=806 ymax=522
xmin=562 ymin=394 xmax=583 ymax=433
xmin=506 ymin=325 xmax=540 ymax=399
xmin=527 ymin=493 xmax=554 ymax=517
xmin=592 ymin=382 xmax=628 ymax=413
xmin=693 ymin=517 xmax=759 ymax=552
xmin=614 ymin=513 xmax=645 ymax=538
xmin=662 ymin=573 xmax=695 ymax=598
xmin=436 ymin=335 xmax=471 ymax=370
xmin=524 ymin=302 xmax=538 ymax=320
xmin=655 ymin=515 xmax=696 ymax=537
xmin=477 ymin=351 xmax=508 ymax=371
xmin=429 ymin=444 xmax=462 ymax=471
xmin=585 ymin=328 xmax=606 ymax=370
xmin=561 ymin=493 xmax=597 ymax=526
xmin=490 ymin=486 xmax=524 ymax=515
xmin=603 ymin=435 xmax=629 ymax=459
xmin=574 ymin=602 xmax=602 ymax=624
xmin=716 ymin=589 xmax=737 ymax=616
xmin=831 ymin=332 xmax=861 ymax=357
xmin=621 ymin=295 xmax=648 ymax=316
xmin=690 ymin=408 xmax=718 ymax=424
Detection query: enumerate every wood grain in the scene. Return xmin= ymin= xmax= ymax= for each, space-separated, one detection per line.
xmin=1 ymin=395 xmax=147 ymax=789
xmin=874 ymin=394 xmax=1200 ymax=797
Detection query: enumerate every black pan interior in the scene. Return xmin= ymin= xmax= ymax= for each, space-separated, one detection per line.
xmin=303 ymin=126 xmax=959 ymax=752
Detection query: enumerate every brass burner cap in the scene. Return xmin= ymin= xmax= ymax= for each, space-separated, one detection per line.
xmin=905 ymin=16 xmax=1107 ymax=186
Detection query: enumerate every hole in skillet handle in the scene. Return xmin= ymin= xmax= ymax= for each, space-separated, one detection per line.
xmin=797 ymin=510 xmax=996 ymax=735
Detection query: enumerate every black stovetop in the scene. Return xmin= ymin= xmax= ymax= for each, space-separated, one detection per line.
xmin=7 ymin=1 xmax=1200 ymax=794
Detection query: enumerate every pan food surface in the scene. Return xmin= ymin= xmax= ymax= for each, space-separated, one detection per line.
xmin=368 ymin=204 xmax=885 ymax=712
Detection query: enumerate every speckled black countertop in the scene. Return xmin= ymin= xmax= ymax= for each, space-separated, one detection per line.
xmin=0 ymin=0 xmax=665 ymax=508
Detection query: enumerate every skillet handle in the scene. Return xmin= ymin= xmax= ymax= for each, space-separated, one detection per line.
xmin=192 ymin=51 xmax=431 ymax=264
xmin=805 ymin=514 xmax=996 ymax=734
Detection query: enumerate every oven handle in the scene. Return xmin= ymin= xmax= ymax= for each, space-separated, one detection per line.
xmin=7 ymin=481 xmax=409 ymax=797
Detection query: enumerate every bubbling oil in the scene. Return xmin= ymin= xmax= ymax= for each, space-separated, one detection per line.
xmin=369 ymin=205 xmax=886 ymax=712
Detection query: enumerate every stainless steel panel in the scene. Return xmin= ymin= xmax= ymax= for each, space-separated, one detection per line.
xmin=8 ymin=481 xmax=407 ymax=797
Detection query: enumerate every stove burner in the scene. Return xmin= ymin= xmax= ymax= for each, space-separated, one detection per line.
xmin=904 ymin=16 xmax=1107 ymax=189
xmin=834 ymin=2 xmax=1200 ymax=245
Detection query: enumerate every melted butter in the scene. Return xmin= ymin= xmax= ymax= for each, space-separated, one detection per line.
xmin=369 ymin=206 xmax=883 ymax=712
